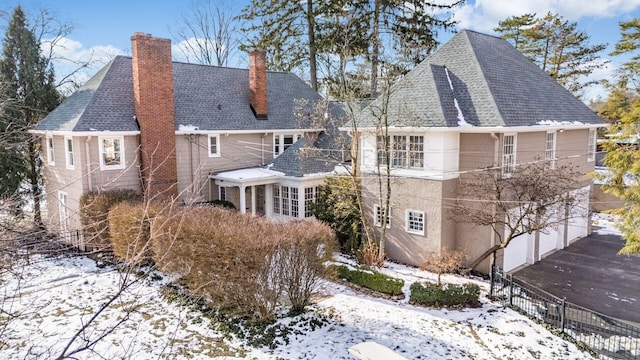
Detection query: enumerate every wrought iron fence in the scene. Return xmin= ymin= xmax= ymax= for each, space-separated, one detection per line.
xmin=491 ymin=266 xmax=640 ymax=359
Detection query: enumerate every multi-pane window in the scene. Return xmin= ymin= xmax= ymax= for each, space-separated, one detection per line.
xmin=274 ymin=134 xmax=301 ymax=157
xmin=46 ymin=136 xmax=55 ymax=166
xmin=377 ymin=135 xmax=424 ymax=169
xmin=219 ymin=186 xmax=227 ymax=201
xmin=273 ymin=185 xmax=300 ymax=218
xmin=65 ymin=136 xmax=74 ymax=170
xmin=304 ymin=187 xmax=317 ymax=218
xmin=273 ymin=186 xmax=281 ymax=214
xmin=208 ymin=134 xmax=220 ymax=157
xmin=58 ymin=191 xmax=69 ymax=231
xmin=545 ymin=131 xmax=556 ymax=169
xmin=587 ymin=129 xmax=596 ymax=162
xmin=406 ymin=210 xmax=425 ymax=235
xmin=502 ymin=134 xmax=516 ymax=177
xmin=374 ymin=204 xmax=391 ymax=228
xmin=392 ymin=135 xmax=407 ymax=167
xmin=409 ymin=136 xmax=424 ymax=168
xmin=99 ymin=136 xmax=124 ymax=170
xmin=291 ymin=187 xmax=299 ymax=218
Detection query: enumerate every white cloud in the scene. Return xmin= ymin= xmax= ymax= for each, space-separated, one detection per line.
xmin=40 ymin=37 xmax=127 ymax=95
xmin=453 ymin=0 xmax=640 ymax=33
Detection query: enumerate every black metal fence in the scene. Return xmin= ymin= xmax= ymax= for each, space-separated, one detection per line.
xmin=491 ymin=266 xmax=640 ymax=359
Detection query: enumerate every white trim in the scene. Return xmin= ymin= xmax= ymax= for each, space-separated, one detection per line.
xmin=405 ymin=209 xmax=425 ymax=235
xmin=58 ymin=190 xmax=69 ymax=231
xmin=98 ymin=136 xmax=125 ymax=170
xmin=64 ymin=136 xmax=75 ymax=170
xmin=175 ymin=128 xmax=316 ymax=135
xmin=343 ymin=123 xmax=607 ymax=134
xmin=502 ymin=133 xmax=516 ymax=178
xmin=219 ymin=186 xmax=226 ymax=201
xmin=30 ymin=130 xmax=140 ymax=136
xmin=587 ymin=129 xmax=596 ymax=162
xmin=545 ymin=131 xmax=556 ymax=169
xmin=273 ymin=133 xmax=302 ymax=157
xmin=208 ymin=134 xmax=221 ymax=157
xmin=374 ymin=204 xmax=391 ymax=229
xmin=46 ymin=134 xmax=55 ymax=166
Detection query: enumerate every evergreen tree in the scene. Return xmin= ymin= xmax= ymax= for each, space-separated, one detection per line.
xmin=495 ymin=12 xmax=607 ymax=96
xmin=601 ymin=18 xmax=640 ymax=254
xmin=0 ymin=6 xmax=60 ymax=228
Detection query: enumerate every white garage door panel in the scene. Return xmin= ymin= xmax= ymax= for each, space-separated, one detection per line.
xmin=567 ymin=186 xmax=590 ymax=242
xmin=539 ymin=228 xmax=560 ymax=257
xmin=504 ymin=233 xmax=531 ymax=272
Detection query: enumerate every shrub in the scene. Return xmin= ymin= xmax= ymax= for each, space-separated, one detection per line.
xmin=420 ymin=250 xmax=465 ymax=286
xmin=151 ymin=206 xmax=337 ymax=320
xmin=108 ymin=201 xmax=166 ymax=265
xmin=333 ymin=265 xmax=404 ymax=296
xmin=410 ymin=282 xmax=480 ymax=308
xmin=80 ymin=189 xmax=141 ymax=251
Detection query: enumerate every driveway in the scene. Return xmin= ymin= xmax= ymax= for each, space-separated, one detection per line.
xmin=513 ymin=226 xmax=640 ymax=325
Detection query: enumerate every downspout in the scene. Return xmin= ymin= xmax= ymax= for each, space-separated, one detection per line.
xmin=85 ymin=136 xmax=93 ymax=192
xmin=490 ymin=132 xmax=499 ymax=274
xmin=188 ymin=134 xmax=194 ymax=201
xmin=261 ymin=133 xmax=266 ymax=166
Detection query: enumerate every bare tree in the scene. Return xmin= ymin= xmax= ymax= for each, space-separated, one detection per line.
xmin=448 ymin=161 xmax=584 ymax=270
xmin=171 ymin=0 xmax=241 ymax=66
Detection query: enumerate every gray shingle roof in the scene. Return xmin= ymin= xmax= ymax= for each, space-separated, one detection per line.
xmin=36 ymin=56 xmax=323 ymax=132
xmin=270 ymin=131 xmax=346 ymax=177
xmin=356 ymin=29 xmax=605 ymax=128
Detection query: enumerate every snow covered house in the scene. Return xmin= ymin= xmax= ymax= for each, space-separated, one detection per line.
xmin=31 ymin=33 xmax=340 ymax=249
xmin=349 ymin=30 xmax=607 ymax=272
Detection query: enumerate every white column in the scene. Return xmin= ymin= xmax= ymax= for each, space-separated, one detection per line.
xmin=265 ymin=184 xmax=273 ymax=217
xmin=251 ymin=186 xmax=256 ymax=216
xmin=239 ymin=185 xmax=246 ymax=214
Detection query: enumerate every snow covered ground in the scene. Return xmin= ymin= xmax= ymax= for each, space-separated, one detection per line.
xmin=2 ymin=219 xmax=622 ymax=359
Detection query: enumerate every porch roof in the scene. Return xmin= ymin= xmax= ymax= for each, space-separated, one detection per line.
xmin=210 ymin=167 xmax=284 ymax=187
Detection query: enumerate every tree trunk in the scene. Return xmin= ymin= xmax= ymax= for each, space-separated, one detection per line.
xmin=306 ymin=0 xmax=317 ymax=91
xmin=29 ymin=141 xmax=44 ymax=230
xmin=466 ymin=244 xmax=503 ymax=271
xmin=370 ymin=0 xmax=381 ymax=99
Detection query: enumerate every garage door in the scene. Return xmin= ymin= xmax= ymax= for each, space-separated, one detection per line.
xmin=504 ymin=232 xmax=533 ymax=272
xmin=567 ymin=187 xmax=590 ymax=243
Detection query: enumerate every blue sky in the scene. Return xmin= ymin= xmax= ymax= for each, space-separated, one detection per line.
xmin=3 ymin=0 xmax=640 ymax=101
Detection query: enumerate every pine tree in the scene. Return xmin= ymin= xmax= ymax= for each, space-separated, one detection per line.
xmin=495 ymin=12 xmax=607 ymax=96
xmin=601 ymin=18 xmax=640 ymax=254
xmin=0 ymin=6 xmax=60 ymax=228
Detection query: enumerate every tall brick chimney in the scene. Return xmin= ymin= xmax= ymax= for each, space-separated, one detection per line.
xmin=131 ymin=33 xmax=178 ymax=199
xmin=249 ymin=49 xmax=268 ymax=120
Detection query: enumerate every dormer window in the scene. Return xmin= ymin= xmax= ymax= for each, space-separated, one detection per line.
xmin=274 ymin=133 xmax=301 ymax=157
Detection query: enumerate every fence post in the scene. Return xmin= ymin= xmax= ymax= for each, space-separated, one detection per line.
xmin=489 ymin=264 xmax=495 ymax=299
xmin=508 ymin=273 xmax=513 ymax=307
xmin=560 ymin=298 xmax=566 ymax=333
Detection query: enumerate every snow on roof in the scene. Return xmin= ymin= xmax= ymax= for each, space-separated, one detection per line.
xmin=211 ymin=167 xmax=284 ymax=182
xmin=536 ymin=120 xmax=585 ymax=126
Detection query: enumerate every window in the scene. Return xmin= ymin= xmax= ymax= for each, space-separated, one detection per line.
xmin=502 ymin=134 xmax=516 ymax=177
xmin=273 ymin=185 xmax=300 ymax=218
xmin=304 ymin=187 xmax=318 ymax=218
xmin=219 ymin=186 xmax=227 ymax=201
xmin=46 ymin=135 xmax=55 ymax=166
xmin=99 ymin=136 xmax=124 ymax=170
xmin=273 ymin=186 xmax=281 ymax=214
xmin=545 ymin=131 xmax=556 ymax=169
xmin=587 ymin=129 xmax=596 ymax=162
xmin=274 ymin=133 xmax=301 ymax=157
xmin=406 ymin=210 xmax=425 ymax=235
xmin=65 ymin=136 xmax=74 ymax=170
xmin=58 ymin=191 xmax=69 ymax=231
xmin=208 ymin=134 xmax=220 ymax=157
xmin=377 ymin=135 xmax=424 ymax=169
xmin=374 ymin=204 xmax=391 ymax=228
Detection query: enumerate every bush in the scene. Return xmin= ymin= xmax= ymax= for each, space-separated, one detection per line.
xmin=333 ymin=265 xmax=404 ymax=296
xmin=420 ymin=250 xmax=465 ymax=286
xmin=151 ymin=206 xmax=336 ymax=320
xmin=108 ymin=201 xmax=166 ymax=265
xmin=80 ymin=189 xmax=141 ymax=251
xmin=410 ymin=282 xmax=480 ymax=308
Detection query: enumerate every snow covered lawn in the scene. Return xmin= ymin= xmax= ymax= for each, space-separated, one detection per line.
xmin=0 ymin=252 xmax=595 ymax=359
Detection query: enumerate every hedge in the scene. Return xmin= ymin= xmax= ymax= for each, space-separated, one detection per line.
xmin=108 ymin=201 xmax=166 ymax=265
xmin=409 ymin=282 xmax=480 ymax=308
xmin=333 ymin=265 xmax=404 ymax=296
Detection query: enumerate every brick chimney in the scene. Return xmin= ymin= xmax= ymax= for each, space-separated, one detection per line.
xmin=249 ymin=49 xmax=268 ymax=119
xmin=131 ymin=32 xmax=178 ymax=199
